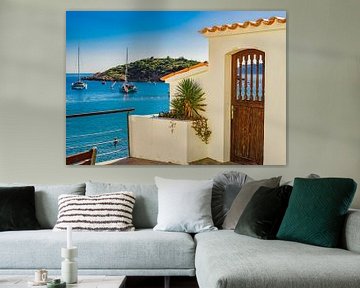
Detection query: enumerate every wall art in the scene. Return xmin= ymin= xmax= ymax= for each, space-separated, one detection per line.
xmin=66 ymin=11 xmax=286 ymax=165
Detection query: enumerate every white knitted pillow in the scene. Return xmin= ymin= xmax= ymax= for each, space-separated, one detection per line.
xmin=53 ymin=192 xmax=135 ymax=231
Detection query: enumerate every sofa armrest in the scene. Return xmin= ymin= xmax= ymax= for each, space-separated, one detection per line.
xmin=342 ymin=209 xmax=360 ymax=253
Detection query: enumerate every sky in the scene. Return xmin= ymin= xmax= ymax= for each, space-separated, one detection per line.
xmin=66 ymin=11 xmax=286 ymax=73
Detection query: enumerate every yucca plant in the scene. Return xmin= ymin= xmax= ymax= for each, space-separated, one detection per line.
xmin=171 ymin=78 xmax=206 ymax=119
xmin=158 ymin=78 xmax=211 ymax=144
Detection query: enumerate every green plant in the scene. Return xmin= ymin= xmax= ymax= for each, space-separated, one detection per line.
xmin=171 ymin=78 xmax=206 ymax=119
xmin=158 ymin=78 xmax=211 ymax=144
xmin=192 ymin=117 xmax=211 ymax=144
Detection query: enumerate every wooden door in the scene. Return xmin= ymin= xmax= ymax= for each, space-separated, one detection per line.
xmin=231 ymin=49 xmax=265 ymax=165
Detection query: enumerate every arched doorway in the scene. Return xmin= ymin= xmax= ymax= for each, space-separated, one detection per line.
xmin=231 ymin=49 xmax=265 ymax=165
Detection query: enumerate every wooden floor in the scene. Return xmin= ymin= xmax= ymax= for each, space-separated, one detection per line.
xmin=109 ymin=157 xmax=173 ymax=165
xmin=190 ymin=157 xmax=236 ymax=165
xmin=126 ymin=276 xmax=199 ymax=288
xmin=109 ymin=157 xmax=236 ymax=165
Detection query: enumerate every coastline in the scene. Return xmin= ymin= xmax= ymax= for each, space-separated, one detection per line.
xmin=81 ymin=76 xmax=164 ymax=83
xmin=76 ymin=57 xmax=200 ymax=83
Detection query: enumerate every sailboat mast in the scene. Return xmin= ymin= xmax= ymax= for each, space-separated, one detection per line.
xmin=77 ymin=45 xmax=80 ymax=82
xmin=71 ymin=44 xmax=87 ymax=90
xmin=125 ymin=47 xmax=128 ymax=83
xmin=120 ymin=47 xmax=136 ymax=93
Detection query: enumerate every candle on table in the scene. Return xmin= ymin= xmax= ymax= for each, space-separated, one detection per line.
xmin=67 ymin=225 xmax=72 ymax=249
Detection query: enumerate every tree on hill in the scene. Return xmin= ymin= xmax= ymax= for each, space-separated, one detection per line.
xmin=82 ymin=57 xmax=200 ymax=82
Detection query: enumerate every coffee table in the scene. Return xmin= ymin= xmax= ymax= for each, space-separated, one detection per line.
xmin=0 ymin=275 xmax=126 ymax=288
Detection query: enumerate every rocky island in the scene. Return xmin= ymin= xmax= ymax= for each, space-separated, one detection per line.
xmin=82 ymin=57 xmax=200 ymax=82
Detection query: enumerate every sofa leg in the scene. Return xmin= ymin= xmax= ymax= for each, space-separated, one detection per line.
xmin=164 ymin=276 xmax=170 ymax=288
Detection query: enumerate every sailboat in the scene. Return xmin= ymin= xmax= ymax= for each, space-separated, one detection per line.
xmin=71 ymin=45 xmax=87 ymax=90
xmin=121 ymin=48 xmax=137 ymax=93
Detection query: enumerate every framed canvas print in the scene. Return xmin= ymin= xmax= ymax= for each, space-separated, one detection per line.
xmin=66 ymin=11 xmax=286 ymax=166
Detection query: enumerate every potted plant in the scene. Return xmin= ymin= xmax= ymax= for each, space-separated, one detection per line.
xmin=159 ymin=78 xmax=211 ymax=144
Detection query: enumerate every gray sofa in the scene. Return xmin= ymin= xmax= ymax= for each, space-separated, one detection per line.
xmin=195 ymin=217 xmax=360 ymax=288
xmin=0 ymin=181 xmax=360 ymax=288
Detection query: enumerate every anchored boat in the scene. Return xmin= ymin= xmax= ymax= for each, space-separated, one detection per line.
xmin=121 ymin=48 xmax=137 ymax=94
xmin=71 ymin=45 xmax=87 ymax=90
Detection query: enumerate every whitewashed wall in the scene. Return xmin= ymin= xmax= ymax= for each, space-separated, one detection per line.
xmin=203 ymin=24 xmax=286 ymax=164
xmin=129 ymin=116 xmax=207 ymax=164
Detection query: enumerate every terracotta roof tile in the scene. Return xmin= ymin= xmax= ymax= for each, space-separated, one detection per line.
xmin=200 ymin=16 xmax=286 ymax=34
xmin=160 ymin=62 xmax=208 ymax=81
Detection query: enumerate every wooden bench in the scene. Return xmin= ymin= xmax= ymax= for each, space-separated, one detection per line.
xmin=66 ymin=147 xmax=97 ymax=165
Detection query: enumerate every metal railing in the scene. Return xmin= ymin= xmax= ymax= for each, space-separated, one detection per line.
xmin=66 ymin=108 xmax=135 ymax=162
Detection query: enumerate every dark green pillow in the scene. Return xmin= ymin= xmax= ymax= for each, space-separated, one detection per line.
xmin=0 ymin=186 xmax=41 ymax=231
xmin=277 ymin=178 xmax=357 ymax=247
xmin=235 ymin=185 xmax=292 ymax=239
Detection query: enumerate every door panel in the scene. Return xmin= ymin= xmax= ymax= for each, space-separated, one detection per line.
xmin=231 ymin=49 xmax=265 ymax=165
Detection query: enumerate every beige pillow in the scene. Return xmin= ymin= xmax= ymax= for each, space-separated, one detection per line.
xmin=222 ymin=177 xmax=281 ymax=230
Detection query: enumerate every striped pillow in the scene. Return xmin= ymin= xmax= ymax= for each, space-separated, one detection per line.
xmin=53 ymin=192 xmax=135 ymax=231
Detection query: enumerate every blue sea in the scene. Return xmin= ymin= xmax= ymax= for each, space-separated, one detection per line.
xmin=66 ymin=73 xmax=170 ymax=163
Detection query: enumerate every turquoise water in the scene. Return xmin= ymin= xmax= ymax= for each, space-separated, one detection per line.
xmin=66 ymin=74 xmax=170 ymax=163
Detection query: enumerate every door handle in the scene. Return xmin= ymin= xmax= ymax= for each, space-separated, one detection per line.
xmin=231 ymin=105 xmax=234 ymax=120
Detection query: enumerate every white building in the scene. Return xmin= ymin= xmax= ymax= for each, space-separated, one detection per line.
xmin=130 ymin=17 xmax=286 ymax=165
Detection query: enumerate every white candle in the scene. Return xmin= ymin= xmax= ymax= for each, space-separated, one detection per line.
xmin=67 ymin=225 xmax=72 ymax=249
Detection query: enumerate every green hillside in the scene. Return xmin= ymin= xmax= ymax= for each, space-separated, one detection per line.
xmin=83 ymin=57 xmax=200 ymax=82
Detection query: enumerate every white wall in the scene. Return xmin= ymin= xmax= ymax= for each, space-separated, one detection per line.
xmin=129 ymin=116 xmax=207 ymax=164
xmin=0 ymin=0 xmax=359 ymax=208
xmin=205 ymin=26 xmax=286 ymax=164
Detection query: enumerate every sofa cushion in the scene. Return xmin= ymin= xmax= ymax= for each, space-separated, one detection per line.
xmin=0 ymin=186 xmax=40 ymax=231
xmin=222 ymin=177 xmax=281 ymax=230
xmin=277 ymin=178 xmax=357 ymax=248
xmin=282 ymin=173 xmax=320 ymax=186
xmin=212 ymin=171 xmax=251 ymax=228
xmin=342 ymin=209 xmax=360 ymax=253
xmin=0 ymin=229 xmax=195 ymax=271
xmin=0 ymin=183 xmax=85 ymax=229
xmin=195 ymin=230 xmax=360 ymax=288
xmin=53 ymin=192 xmax=136 ymax=232
xmin=154 ymin=177 xmax=216 ymax=233
xmin=234 ymin=185 xmax=292 ymax=239
xmin=86 ymin=182 xmax=158 ymax=229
